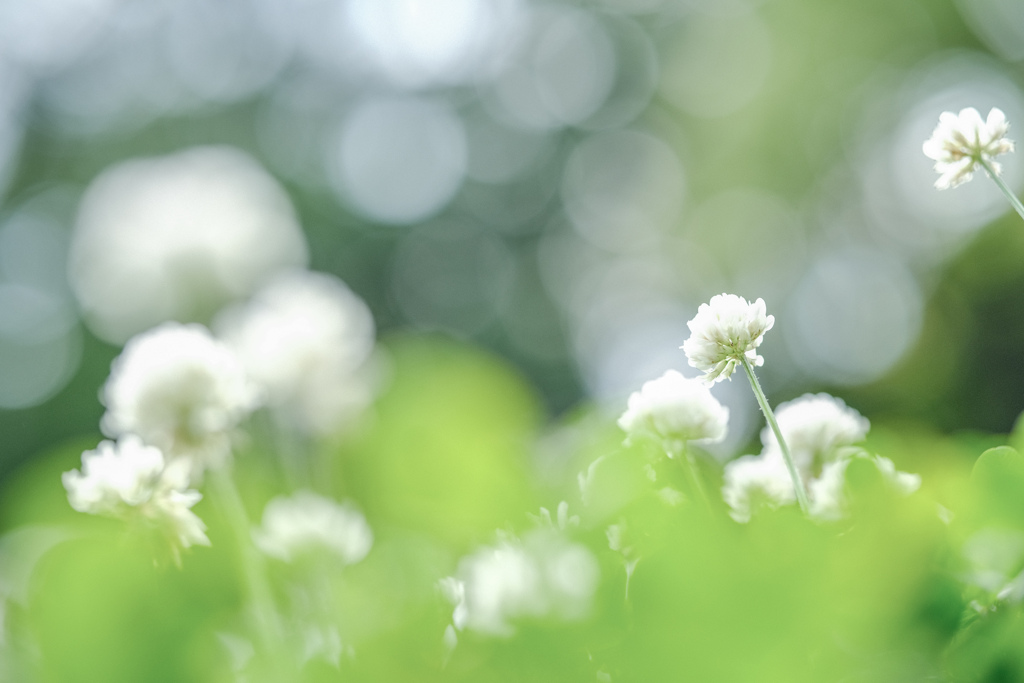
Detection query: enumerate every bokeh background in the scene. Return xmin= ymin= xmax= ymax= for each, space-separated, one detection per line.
xmin=2 ymin=0 xmax=1024 ymax=479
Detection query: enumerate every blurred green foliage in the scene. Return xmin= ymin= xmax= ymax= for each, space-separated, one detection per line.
xmin=1 ymin=0 xmax=1024 ymax=679
xmin=0 ymin=336 xmax=1023 ymax=681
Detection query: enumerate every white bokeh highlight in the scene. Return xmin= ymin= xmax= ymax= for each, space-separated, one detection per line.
xmin=331 ymin=97 xmax=468 ymax=225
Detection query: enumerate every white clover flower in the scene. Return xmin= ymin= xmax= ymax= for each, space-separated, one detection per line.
xmin=761 ymin=393 xmax=870 ymax=473
xmin=253 ymin=491 xmax=373 ymax=565
xmin=809 ymin=454 xmax=921 ymax=521
xmin=101 ymin=322 xmax=259 ymax=479
xmin=215 ymin=270 xmax=376 ymax=436
xmin=69 ymin=146 xmax=309 ymax=344
xmin=62 ymin=436 xmax=210 ymax=556
xmin=443 ymin=529 xmax=599 ymax=637
xmin=923 ymin=107 xmax=1015 ymax=190
xmin=682 ymin=294 xmax=775 ymax=384
xmin=721 ymin=452 xmax=796 ymax=523
xmin=618 ymin=370 xmax=729 ymax=451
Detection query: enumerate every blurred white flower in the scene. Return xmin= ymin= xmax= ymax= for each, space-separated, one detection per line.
xmin=923 ymin=107 xmax=1015 ymax=190
xmin=62 ymin=435 xmax=210 ymax=555
xmin=618 ymin=369 xmax=729 ymax=451
xmin=215 ymin=270 xmax=376 ymax=436
xmin=809 ymin=454 xmax=921 ymax=521
xmin=443 ymin=529 xmax=599 ymax=637
xmin=762 ymin=393 xmax=870 ymax=473
xmin=253 ymin=490 xmax=373 ymax=565
xmin=721 ymin=452 xmax=795 ymax=522
xmin=682 ymin=294 xmax=774 ymax=384
xmin=101 ymin=322 xmax=259 ymax=480
xmin=69 ymin=146 xmax=309 ymax=343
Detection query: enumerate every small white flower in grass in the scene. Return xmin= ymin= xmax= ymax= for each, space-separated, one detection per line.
xmin=442 ymin=529 xmax=599 ymax=638
xmin=923 ymin=107 xmax=1015 ymax=190
xmin=216 ymin=270 xmax=377 ymax=436
xmin=253 ymin=491 xmax=372 ymax=565
xmin=762 ymin=393 xmax=870 ymax=473
xmin=101 ymin=323 xmax=259 ymax=481
xmin=809 ymin=454 xmax=921 ymax=521
xmin=618 ymin=370 xmax=729 ymax=450
xmin=62 ymin=435 xmax=210 ymax=555
xmin=721 ymin=452 xmax=796 ymax=522
xmin=682 ymin=294 xmax=775 ymax=384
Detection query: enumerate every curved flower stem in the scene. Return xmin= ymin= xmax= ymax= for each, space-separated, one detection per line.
xmin=740 ymin=357 xmax=810 ymax=514
xmin=209 ymin=468 xmax=291 ymax=680
xmin=979 ymin=159 xmax=1024 ymax=223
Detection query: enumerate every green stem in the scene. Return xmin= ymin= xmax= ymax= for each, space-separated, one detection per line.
xmin=674 ymin=442 xmax=713 ymax=514
xmin=740 ymin=357 xmax=810 ymax=514
xmin=209 ymin=468 xmax=291 ymax=679
xmin=979 ymin=159 xmax=1024 ymax=223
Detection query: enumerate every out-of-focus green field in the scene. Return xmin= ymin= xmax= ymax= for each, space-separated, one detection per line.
xmin=1 ymin=0 xmax=1024 ymax=680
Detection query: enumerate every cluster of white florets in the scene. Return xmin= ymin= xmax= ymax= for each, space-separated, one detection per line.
xmin=682 ymin=294 xmax=774 ymax=384
xmin=62 ymin=435 xmax=210 ymax=560
xmin=442 ymin=520 xmax=600 ymax=638
xmin=923 ymin=107 xmax=1014 ymax=190
xmin=63 ymin=150 xmax=380 ymax=564
xmin=100 ymin=323 xmax=260 ymax=480
xmin=253 ymin=490 xmax=373 ymax=566
xmin=618 ymin=369 xmax=729 ymax=452
xmin=721 ymin=393 xmax=919 ymax=522
xmin=216 ymin=270 xmax=377 ymax=437
xmin=68 ymin=146 xmax=309 ymax=344
xmin=66 ymin=282 xmax=377 ymax=559
xmin=762 ymin=393 xmax=871 ymax=472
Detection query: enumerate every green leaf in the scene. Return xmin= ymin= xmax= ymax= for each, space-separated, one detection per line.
xmin=336 ymin=334 xmax=541 ymax=547
xmin=971 ymin=446 xmax=1024 ymax=525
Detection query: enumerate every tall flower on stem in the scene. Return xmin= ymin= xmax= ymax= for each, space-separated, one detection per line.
xmin=618 ymin=369 xmax=728 ymax=510
xmin=923 ymin=107 xmax=1024 ymax=221
xmin=683 ymin=294 xmax=810 ymax=513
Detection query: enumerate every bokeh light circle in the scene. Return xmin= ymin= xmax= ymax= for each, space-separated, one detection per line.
xmin=784 ymin=248 xmax=923 ymax=385
xmin=562 ymin=129 xmax=685 ymax=252
xmin=331 ymin=96 xmax=468 ymax=225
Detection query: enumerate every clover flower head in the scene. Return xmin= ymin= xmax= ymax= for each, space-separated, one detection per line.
xmin=682 ymin=294 xmax=775 ymax=384
xmin=443 ymin=528 xmax=599 ymax=637
xmin=100 ymin=323 xmax=259 ymax=481
xmin=68 ymin=146 xmax=309 ymax=343
xmin=253 ymin=491 xmax=373 ymax=565
xmin=62 ymin=435 xmax=210 ymax=557
xmin=762 ymin=393 xmax=870 ymax=472
xmin=923 ymin=107 xmax=1015 ymax=190
xmin=721 ymin=452 xmax=795 ymax=522
xmin=216 ymin=269 xmax=376 ymax=436
xmin=618 ymin=369 xmax=729 ymax=450
xmin=809 ymin=454 xmax=921 ymax=521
